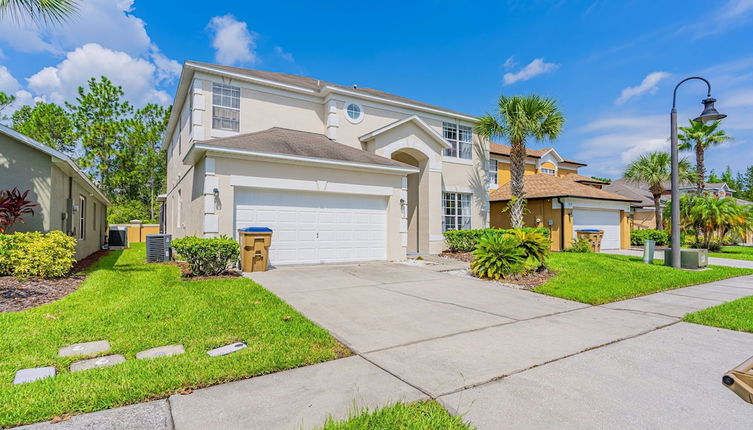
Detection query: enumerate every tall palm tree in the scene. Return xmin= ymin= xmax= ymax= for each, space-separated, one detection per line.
xmin=624 ymin=151 xmax=694 ymax=230
xmin=678 ymin=120 xmax=732 ymax=192
xmin=0 ymin=0 xmax=78 ymax=25
xmin=475 ymin=95 xmax=564 ymax=228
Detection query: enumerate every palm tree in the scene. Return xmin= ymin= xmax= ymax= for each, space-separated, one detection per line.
xmin=0 ymin=0 xmax=78 ymax=25
xmin=624 ymin=151 xmax=694 ymax=230
xmin=678 ymin=120 xmax=732 ymax=192
xmin=475 ymin=95 xmax=564 ymax=228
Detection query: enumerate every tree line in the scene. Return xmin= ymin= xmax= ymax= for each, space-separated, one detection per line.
xmin=1 ymin=77 xmax=170 ymax=223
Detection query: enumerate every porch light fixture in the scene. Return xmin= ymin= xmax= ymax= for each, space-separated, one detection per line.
xmin=669 ymin=77 xmax=726 ymax=269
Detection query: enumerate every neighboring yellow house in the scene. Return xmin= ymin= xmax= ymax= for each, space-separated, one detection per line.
xmin=487 ymin=143 xmax=638 ymax=251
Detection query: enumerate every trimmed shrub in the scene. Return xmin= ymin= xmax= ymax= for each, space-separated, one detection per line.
xmin=506 ymin=229 xmax=551 ymax=271
xmin=0 ymin=231 xmax=77 ymax=278
xmin=563 ymin=238 xmax=591 ymax=253
xmin=444 ymin=227 xmax=550 ymax=252
xmin=630 ymin=229 xmax=670 ymax=246
xmin=172 ymin=235 xmax=240 ymax=276
xmin=470 ymin=234 xmax=526 ymax=280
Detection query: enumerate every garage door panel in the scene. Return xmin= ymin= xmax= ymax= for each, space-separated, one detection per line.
xmin=235 ymin=189 xmax=387 ymax=265
xmin=573 ymin=208 xmax=621 ymax=250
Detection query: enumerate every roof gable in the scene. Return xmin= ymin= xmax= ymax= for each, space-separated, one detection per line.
xmin=358 ymin=115 xmax=450 ymax=149
xmin=490 ymin=173 xmax=639 ymax=203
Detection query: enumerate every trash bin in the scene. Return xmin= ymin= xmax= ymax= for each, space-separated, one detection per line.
xmin=238 ymin=227 xmax=273 ymax=272
xmin=576 ymin=229 xmax=604 ymax=252
xmin=724 ymin=355 xmax=753 ymax=404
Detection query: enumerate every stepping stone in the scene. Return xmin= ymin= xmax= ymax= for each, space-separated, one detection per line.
xmin=59 ymin=340 xmax=111 ymax=357
xmin=13 ymin=367 xmax=56 ymax=384
xmin=136 ymin=344 xmax=185 ymax=360
xmin=70 ymin=354 xmax=125 ymax=372
xmin=207 ymin=342 xmax=247 ymax=357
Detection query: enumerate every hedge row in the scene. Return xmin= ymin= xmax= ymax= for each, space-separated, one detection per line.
xmin=172 ymin=235 xmax=240 ymax=276
xmin=0 ymin=231 xmax=77 ymax=278
xmin=630 ymin=229 xmax=670 ymax=246
xmin=444 ymin=227 xmax=550 ymax=252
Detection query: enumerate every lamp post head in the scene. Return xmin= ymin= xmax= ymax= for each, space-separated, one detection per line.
xmin=693 ymin=97 xmax=727 ymax=123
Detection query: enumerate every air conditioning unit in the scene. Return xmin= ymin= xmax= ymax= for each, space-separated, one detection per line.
xmin=146 ymin=234 xmax=172 ymax=263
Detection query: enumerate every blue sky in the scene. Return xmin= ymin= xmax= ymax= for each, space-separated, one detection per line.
xmin=1 ymin=0 xmax=752 ymax=178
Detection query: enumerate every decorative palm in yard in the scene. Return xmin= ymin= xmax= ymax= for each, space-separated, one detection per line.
xmin=624 ymin=151 xmax=694 ymax=230
xmin=475 ymin=95 xmax=565 ymax=228
xmin=678 ymin=120 xmax=732 ymax=192
xmin=0 ymin=0 xmax=78 ymax=24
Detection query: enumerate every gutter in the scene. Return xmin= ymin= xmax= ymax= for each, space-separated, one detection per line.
xmin=557 ymin=197 xmax=566 ymax=251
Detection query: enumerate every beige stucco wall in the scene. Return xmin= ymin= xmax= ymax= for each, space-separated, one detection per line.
xmin=0 ymin=134 xmax=52 ymax=232
xmin=632 ymin=209 xmax=657 ymax=230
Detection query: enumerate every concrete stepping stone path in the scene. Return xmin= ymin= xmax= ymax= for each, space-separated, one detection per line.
xmin=136 ymin=344 xmax=185 ymax=359
xmin=13 ymin=367 xmax=56 ymax=384
xmin=207 ymin=342 xmax=247 ymax=357
xmin=59 ymin=340 xmax=111 ymax=357
xmin=71 ymin=354 xmax=126 ymax=372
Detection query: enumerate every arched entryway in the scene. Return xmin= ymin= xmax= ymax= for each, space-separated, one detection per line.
xmin=391 ymin=148 xmax=430 ymax=254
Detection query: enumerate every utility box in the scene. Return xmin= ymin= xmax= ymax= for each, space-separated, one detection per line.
xmin=576 ymin=229 xmax=604 ymax=252
xmin=108 ymin=226 xmax=128 ymax=248
xmin=238 ymin=227 xmax=273 ymax=272
xmin=146 ymin=234 xmax=172 ymax=263
xmin=663 ymin=248 xmax=708 ymax=269
xmin=643 ymin=240 xmax=656 ymax=264
xmin=724 ymin=356 xmax=753 ymax=404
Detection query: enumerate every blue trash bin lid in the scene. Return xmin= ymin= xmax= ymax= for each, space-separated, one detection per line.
xmin=576 ymin=229 xmax=601 ymax=233
xmin=238 ymin=227 xmax=273 ymax=233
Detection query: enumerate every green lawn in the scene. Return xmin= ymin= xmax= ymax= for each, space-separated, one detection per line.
xmin=0 ymin=244 xmax=348 ymax=427
xmin=684 ymin=296 xmax=753 ymax=333
xmin=710 ymin=246 xmax=753 ymax=261
xmin=316 ymin=401 xmax=474 ymax=430
xmin=533 ymin=252 xmax=753 ymax=305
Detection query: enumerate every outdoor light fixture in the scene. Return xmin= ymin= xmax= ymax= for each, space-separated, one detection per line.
xmin=669 ymin=77 xmax=726 ymax=269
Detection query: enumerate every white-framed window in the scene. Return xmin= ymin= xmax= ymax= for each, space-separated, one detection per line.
xmin=212 ymin=83 xmax=240 ymax=132
xmin=442 ymin=122 xmax=472 ymax=159
xmin=176 ymin=190 xmax=182 ymax=229
xmin=92 ymin=202 xmax=96 ymax=231
xmin=79 ymin=196 xmax=86 ymax=240
xmin=442 ymin=192 xmax=472 ymax=232
xmin=487 ymin=159 xmax=498 ymax=187
xmin=541 ymin=167 xmax=556 ymax=176
xmin=344 ymin=102 xmax=364 ymax=123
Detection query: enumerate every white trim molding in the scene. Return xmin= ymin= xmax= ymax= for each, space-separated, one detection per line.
xmin=229 ymin=175 xmax=394 ymax=196
xmin=359 ymin=115 xmax=450 ymax=149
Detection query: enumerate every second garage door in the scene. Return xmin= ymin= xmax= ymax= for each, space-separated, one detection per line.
xmin=572 ymin=208 xmax=621 ymax=250
xmin=234 ymin=189 xmax=387 ymax=266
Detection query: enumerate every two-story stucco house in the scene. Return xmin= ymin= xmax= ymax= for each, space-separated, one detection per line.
xmin=163 ymin=61 xmax=489 ymax=265
xmin=487 ymin=143 xmax=639 ymax=251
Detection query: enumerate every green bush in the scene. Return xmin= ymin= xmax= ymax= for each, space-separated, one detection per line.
xmin=506 ymin=229 xmax=551 ymax=271
xmin=0 ymin=231 xmax=77 ymax=278
xmin=470 ymin=234 xmax=525 ymax=280
xmin=172 ymin=235 xmax=240 ymax=276
xmin=107 ymin=200 xmax=157 ymax=224
xmin=563 ymin=238 xmax=592 ymax=253
xmin=444 ymin=227 xmax=550 ymax=252
xmin=630 ymin=229 xmax=669 ymax=246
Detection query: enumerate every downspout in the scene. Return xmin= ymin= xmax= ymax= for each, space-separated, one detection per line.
xmin=556 ymin=197 xmax=565 ymax=251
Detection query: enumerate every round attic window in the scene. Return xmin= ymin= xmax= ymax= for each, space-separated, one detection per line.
xmin=345 ymin=102 xmax=363 ymax=123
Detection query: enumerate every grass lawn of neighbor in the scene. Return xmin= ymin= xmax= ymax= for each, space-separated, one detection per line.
xmin=710 ymin=246 xmax=753 ymax=261
xmin=684 ymin=296 xmax=753 ymax=333
xmin=534 ymin=252 xmax=753 ymax=305
xmin=0 ymin=244 xmax=349 ymax=427
xmin=316 ymin=401 xmax=474 ymax=430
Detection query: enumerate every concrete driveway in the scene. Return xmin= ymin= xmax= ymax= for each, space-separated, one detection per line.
xmin=24 ymin=261 xmax=753 ymax=429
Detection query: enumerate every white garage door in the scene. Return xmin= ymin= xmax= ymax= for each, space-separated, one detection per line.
xmin=572 ymin=208 xmax=621 ymax=250
xmin=235 ymin=189 xmax=387 ymax=266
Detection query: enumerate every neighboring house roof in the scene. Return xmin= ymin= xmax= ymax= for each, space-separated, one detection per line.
xmin=489 ymin=173 xmax=640 ymax=203
xmin=0 ymin=124 xmax=111 ymax=205
xmin=184 ymin=127 xmax=418 ymax=174
xmin=186 ymin=61 xmax=475 ymax=119
xmin=736 ymin=198 xmax=753 ymax=206
xmin=562 ymin=173 xmax=608 ymax=185
xmin=488 ymin=142 xmax=587 ymax=166
xmin=603 ymin=179 xmax=657 ymax=208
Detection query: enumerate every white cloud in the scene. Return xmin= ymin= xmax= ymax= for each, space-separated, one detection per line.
xmin=502 ymin=56 xmax=517 ymax=70
xmin=0 ymin=66 xmax=43 ymax=116
xmin=615 ymin=72 xmax=670 ymax=105
xmin=503 ymin=58 xmax=558 ymax=86
xmin=26 ymin=43 xmax=171 ymax=106
xmin=274 ymin=46 xmax=294 ymax=63
xmin=0 ymin=65 xmax=21 ymax=93
xmin=207 ymin=15 xmax=257 ymax=66
xmin=680 ymin=0 xmax=753 ymax=38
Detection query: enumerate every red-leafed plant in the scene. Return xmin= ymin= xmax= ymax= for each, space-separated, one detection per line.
xmin=0 ymin=188 xmax=38 ymax=233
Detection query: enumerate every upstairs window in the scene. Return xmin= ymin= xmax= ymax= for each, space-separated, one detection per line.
xmin=443 ymin=122 xmax=472 ymax=159
xmin=541 ymin=167 xmax=556 ymax=176
xmin=212 ymin=83 xmax=240 ymax=132
xmin=487 ymin=159 xmax=498 ymax=186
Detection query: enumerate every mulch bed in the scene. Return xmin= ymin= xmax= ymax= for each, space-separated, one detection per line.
xmin=0 ymin=250 xmax=110 ymax=313
xmin=171 ymin=261 xmax=242 ymax=280
xmin=440 ymin=250 xmax=555 ymax=290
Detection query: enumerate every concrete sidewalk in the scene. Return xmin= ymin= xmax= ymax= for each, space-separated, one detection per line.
xmin=17 ymin=262 xmax=753 ymax=429
xmin=602 ymin=248 xmax=753 ymax=269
